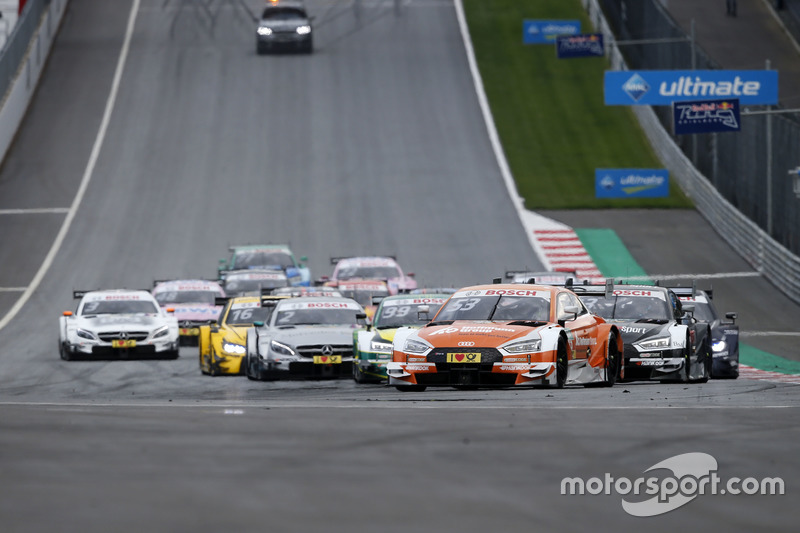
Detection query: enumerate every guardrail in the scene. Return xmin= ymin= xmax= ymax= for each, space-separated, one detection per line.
xmin=582 ymin=0 xmax=800 ymax=304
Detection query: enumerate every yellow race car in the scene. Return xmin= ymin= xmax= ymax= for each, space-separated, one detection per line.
xmin=198 ymin=295 xmax=286 ymax=375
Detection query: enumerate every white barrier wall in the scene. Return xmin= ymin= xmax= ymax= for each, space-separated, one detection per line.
xmin=0 ymin=0 xmax=67 ymax=165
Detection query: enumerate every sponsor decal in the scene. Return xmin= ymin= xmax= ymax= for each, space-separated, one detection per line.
xmin=605 ymin=70 xmax=778 ymax=106
xmin=596 ymin=170 xmax=669 ymax=198
xmin=561 ymin=453 xmax=784 ymax=517
xmin=283 ymin=301 xmax=360 ymax=311
xmin=112 ymin=339 xmax=136 ymax=348
xmin=383 ymin=298 xmax=446 ymax=306
xmin=673 ymin=98 xmax=741 ymax=135
xmin=556 ymin=33 xmax=604 ymax=58
xmin=503 ymin=357 xmax=529 ymax=363
xmin=523 ymin=19 xmax=581 ymax=44
xmin=98 ymin=295 xmax=141 ymax=301
xmin=313 ymin=355 xmax=342 ymax=364
xmin=405 ymin=364 xmax=432 ymax=372
xmin=179 ymin=328 xmax=200 ymax=336
xmin=447 ymin=352 xmax=481 ymax=363
xmin=498 ymin=364 xmax=529 ymax=371
xmin=407 ymin=356 xmax=427 ymax=362
xmin=613 ymin=290 xmax=667 ymax=300
xmin=574 ymin=337 xmax=597 ymax=347
xmin=429 ymin=326 xmax=516 ymax=336
xmin=621 ymin=326 xmax=647 ymax=334
xmin=638 ymin=360 xmax=667 ymax=366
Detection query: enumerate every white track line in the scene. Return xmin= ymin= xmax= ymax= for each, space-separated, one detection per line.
xmin=0 ymin=0 xmax=141 ymax=333
xmin=0 ymin=208 xmax=70 ymax=215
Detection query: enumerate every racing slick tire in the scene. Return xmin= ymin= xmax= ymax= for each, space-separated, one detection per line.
xmin=245 ymin=354 xmax=262 ymax=381
xmin=585 ymin=332 xmax=620 ymax=388
xmin=59 ymin=341 xmax=72 ymax=361
xmin=395 ymin=385 xmax=427 ymax=392
xmin=691 ymin=335 xmax=712 ymax=384
xmin=551 ymin=339 xmax=568 ymax=389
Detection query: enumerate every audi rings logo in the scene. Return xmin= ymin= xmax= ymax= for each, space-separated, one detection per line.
xmin=321 ymin=345 xmax=334 ymax=355
xmin=458 ymin=341 xmax=475 ymax=347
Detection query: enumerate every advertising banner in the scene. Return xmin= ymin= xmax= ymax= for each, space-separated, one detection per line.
xmin=673 ymin=98 xmax=741 ymax=135
xmin=556 ymin=33 xmax=604 ymax=58
xmin=523 ymin=20 xmax=581 ymax=44
xmin=604 ymin=70 xmax=778 ymax=106
xmin=596 ymin=169 xmax=669 ymax=198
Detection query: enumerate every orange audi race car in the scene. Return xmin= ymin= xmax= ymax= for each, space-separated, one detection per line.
xmin=387 ymin=283 xmax=623 ymax=391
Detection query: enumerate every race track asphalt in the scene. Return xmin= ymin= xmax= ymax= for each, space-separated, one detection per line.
xmin=0 ymin=1 xmax=797 ymax=532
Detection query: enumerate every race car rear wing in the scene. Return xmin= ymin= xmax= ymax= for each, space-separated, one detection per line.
xmin=330 ymin=255 xmax=396 ymax=265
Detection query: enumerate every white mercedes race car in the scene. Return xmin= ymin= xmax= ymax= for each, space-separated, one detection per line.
xmin=58 ymin=289 xmax=180 ymax=360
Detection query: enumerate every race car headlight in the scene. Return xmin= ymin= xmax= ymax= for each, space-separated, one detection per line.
xmin=270 ymin=340 xmax=296 ymax=356
xmin=504 ymin=339 xmax=542 ymax=353
xmin=76 ymin=328 xmax=97 ymax=341
xmin=635 ymin=337 xmax=671 ymax=351
xmin=296 ymin=25 xmax=311 ymax=35
xmin=151 ymin=326 xmax=169 ymax=339
xmin=403 ymin=339 xmax=430 ymax=354
xmin=370 ymin=340 xmax=393 ymax=353
xmin=712 ymin=340 xmax=727 ymax=353
xmin=222 ymin=341 xmax=246 ymax=355
xmin=257 ymin=27 xmax=273 ymax=36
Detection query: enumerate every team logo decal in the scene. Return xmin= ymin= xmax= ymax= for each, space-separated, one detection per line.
xmin=447 ymin=352 xmax=481 ymax=363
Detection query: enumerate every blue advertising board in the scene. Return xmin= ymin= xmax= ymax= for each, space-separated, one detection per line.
xmin=596 ymin=169 xmax=670 ymax=198
xmin=604 ymin=70 xmax=778 ymax=106
xmin=673 ymin=98 xmax=741 ymax=135
xmin=556 ymin=33 xmax=604 ymax=58
xmin=523 ymin=20 xmax=581 ymax=44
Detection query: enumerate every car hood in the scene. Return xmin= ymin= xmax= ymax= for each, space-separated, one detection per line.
xmin=270 ymin=325 xmax=359 ymax=346
xmin=170 ymin=305 xmax=221 ymax=322
xmin=416 ymin=321 xmax=540 ymax=347
xmin=613 ymin=321 xmax=672 ymax=343
xmin=77 ymin=314 xmax=166 ymax=331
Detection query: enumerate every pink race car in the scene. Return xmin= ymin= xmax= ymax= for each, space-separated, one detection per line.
xmin=317 ymin=256 xmax=417 ymax=295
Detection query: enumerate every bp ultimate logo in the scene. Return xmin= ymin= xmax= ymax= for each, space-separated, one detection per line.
xmin=605 ymin=70 xmax=778 ymax=105
xmin=622 ymin=73 xmax=650 ymax=102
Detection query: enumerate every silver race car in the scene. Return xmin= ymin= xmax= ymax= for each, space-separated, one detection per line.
xmin=244 ymin=296 xmax=367 ymax=380
xmin=59 ymin=289 xmax=179 ymax=360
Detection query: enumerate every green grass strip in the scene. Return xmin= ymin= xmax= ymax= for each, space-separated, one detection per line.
xmin=576 ymin=228 xmax=799 ymax=373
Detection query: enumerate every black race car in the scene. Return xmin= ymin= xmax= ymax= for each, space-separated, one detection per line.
xmin=671 ymin=286 xmax=739 ymax=379
xmin=574 ymin=282 xmax=712 ymax=383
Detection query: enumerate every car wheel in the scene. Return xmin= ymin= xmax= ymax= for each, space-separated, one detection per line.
xmin=209 ymin=348 xmax=219 ymax=377
xmin=59 ymin=341 xmax=72 ymax=361
xmin=552 ymin=339 xmax=568 ymax=389
xmin=353 ymin=363 xmax=367 ymax=384
xmin=692 ymin=335 xmax=711 ymax=384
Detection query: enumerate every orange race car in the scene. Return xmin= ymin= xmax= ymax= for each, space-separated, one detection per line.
xmin=387 ymin=282 xmax=623 ymax=391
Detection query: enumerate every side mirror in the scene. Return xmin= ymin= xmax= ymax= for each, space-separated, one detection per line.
xmin=63 ymin=311 xmax=73 ymax=317
xmin=558 ymin=305 xmax=580 ymax=324
xmin=725 ymin=312 xmax=737 ymax=323
xmin=356 ymin=312 xmax=367 ymax=320
xmin=166 ymin=307 xmax=175 ymax=314
xmin=417 ymin=304 xmax=430 ymax=321
xmin=253 ymin=321 xmax=264 ymax=327
xmin=408 ymin=272 xmax=415 ymax=278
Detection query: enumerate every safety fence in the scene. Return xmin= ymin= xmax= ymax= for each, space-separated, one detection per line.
xmin=583 ymin=0 xmax=800 ymax=304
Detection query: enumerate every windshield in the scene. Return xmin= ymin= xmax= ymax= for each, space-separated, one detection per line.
xmin=336 ymin=266 xmax=400 ymax=280
xmin=375 ymin=299 xmax=447 ymax=328
xmin=339 ymin=288 xmax=390 ymax=307
xmin=261 ymin=7 xmax=306 ymax=21
xmin=274 ymin=308 xmax=359 ymax=326
xmin=581 ymin=295 xmax=670 ymax=321
xmin=232 ymin=251 xmax=294 ymax=270
xmin=434 ymin=294 xmax=551 ymax=322
xmin=224 ymin=278 xmax=288 ymax=297
xmin=224 ymin=306 xmax=273 ymax=326
xmin=154 ymin=290 xmax=217 ymax=306
xmin=81 ymin=300 xmax=159 ymax=315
